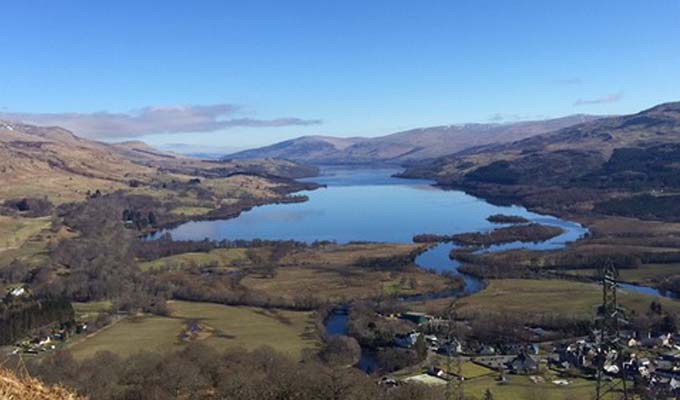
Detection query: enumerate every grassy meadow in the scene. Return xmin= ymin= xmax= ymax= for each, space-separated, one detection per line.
xmin=0 ymin=216 xmax=51 ymax=253
xmin=67 ymin=301 xmax=319 ymax=361
xmin=139 ymin=248 xmax=250 ymax=272
xmin=241 ymin=243 xmax=455 ymax=302
xmin=0 ymin=216 xmax=60 ymax=268
xmin=411 ymin=278 xmax=680 ymax=318
xmin=460 ymin=279 xmax=680 ymax=315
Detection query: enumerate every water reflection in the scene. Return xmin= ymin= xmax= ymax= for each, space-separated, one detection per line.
xmin=151 ymin=168 xmax=587 ymax=247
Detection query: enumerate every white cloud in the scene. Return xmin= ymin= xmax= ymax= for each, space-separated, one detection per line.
xmin=573 ymin=92 xmax=624 ymax=106
xmin=0 ymin=104 xmax=322 ymax=139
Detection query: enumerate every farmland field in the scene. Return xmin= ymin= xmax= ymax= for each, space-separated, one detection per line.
xmin=459 ymin=279 xmax=680 ymax=315
xmin=411 ymin=279 xmax=680 ymax=317
xmin=67 ymin=301 xmax=319 ymax=360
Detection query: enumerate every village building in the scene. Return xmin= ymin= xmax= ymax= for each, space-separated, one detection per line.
xmin=394 ymin=332 xmax=420 ymax=348
xmin=398 ymin=312 xmax=431 ymax=325
xmin=507 ymin=351 xmax=539 ymax=374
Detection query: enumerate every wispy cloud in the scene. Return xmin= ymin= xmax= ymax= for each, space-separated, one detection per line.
xmin=487 ymin=113 xmax=547 ymax=123
xmin=573 ymin=92 xmax=624 ymax=106
xmin=0 ymin=104 xmax=322 ymax=139
xmin=487 ymin=113 xmax=505 ymax=122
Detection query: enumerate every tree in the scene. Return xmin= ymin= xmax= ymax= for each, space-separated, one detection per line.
xmin=660 ymin=314 xmax=677 ymax=333
xmin=415 ymin=332 xmax=427 ymax=361
xmin=320 ymin=336 xmax=361 ymax=367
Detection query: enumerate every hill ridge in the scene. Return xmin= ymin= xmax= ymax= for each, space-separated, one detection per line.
xmin=226 ymin=114 xmax=602 ymax=164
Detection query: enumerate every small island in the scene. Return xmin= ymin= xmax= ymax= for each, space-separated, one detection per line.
xmin=451 ymin=223 xmax=565 ymax=246
xmin=414 ymin=223 xmax=564 ymax=246
xmin=486 ymin=214 xmax=530 ymax=224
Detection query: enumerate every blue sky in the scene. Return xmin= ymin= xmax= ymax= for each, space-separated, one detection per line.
xmin=1 ymin=1 xmax=679 ymax=150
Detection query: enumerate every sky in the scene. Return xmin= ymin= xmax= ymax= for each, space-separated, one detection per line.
xmin=1 ymin=0 xmax=679 ymax=151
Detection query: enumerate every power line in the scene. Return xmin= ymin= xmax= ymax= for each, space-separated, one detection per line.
xmin=594 ymin=259 xmax=628 ymax=400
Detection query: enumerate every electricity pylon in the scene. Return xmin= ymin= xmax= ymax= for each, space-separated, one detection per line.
xmin=445 ymin=301 xmax=464 ymax=400
xmin=594 ymin=260 xmax=629 ymax=400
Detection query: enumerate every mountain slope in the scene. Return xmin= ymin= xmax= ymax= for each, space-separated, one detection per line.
xmin=227 ymin=115 xmax=601 ymax=165
xmin=227 ymin=135 xmax=366 ymax=162
xmin=400 ymin=101 xmax=680 ymax=217
xmin=0 ymin=120 xmax=156 ymax=202
xmin=337 ymin=115 xmax=601 ymax=163
xmin=409 ymin=102 xmax=680 ymax=184
xmin=0 ymin=120 xmax=317 ymax=203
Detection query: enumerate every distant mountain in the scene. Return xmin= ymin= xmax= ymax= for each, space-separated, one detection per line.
xmin=226 ymin=135 xmax=366 ymax=163
xmin=226 ymin=115 xmax=601 ymax=165
xmin=111 ymin=140 xmax=188 ymax=162
xmin=404 ymin=102 xmax=680 ymax=186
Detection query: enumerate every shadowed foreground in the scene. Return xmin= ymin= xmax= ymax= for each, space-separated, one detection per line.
xmin=0 ymin=368 xmax=86 ymax=400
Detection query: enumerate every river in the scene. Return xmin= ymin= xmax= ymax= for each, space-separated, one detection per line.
xmin=152 ymin=166 xmax=675 ymax=373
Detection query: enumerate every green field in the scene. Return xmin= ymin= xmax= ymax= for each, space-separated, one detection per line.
xmin=0 ymin=216 xmax=51 ymax=252
xmin=67 ymin=301 xmax=319 ymax=361
xmin=458 ymin=361 xmax=495 ymax=379
xmin=72 ymin=301 xmax=113 ymax=323
xmin=567 ymin=264 xmax=680 ymax=285
xmin=169 ymin=206 xmax=213 ymax=217
xmin=401 ymin=360 xmax=616 ymax=400
xmin=458 ymin=279 xmax=680 ymax=317
xmin=139 ymin=248 xmax=250 ymax=271
xmin=413 ymin=278 xmax=680 ymax=318
xmin=462 ymin=374 xmax=615 ymax=400
xmin=0 ymin=216 xmax=54 ymax=268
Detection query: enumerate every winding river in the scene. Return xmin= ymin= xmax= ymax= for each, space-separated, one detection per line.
xmin=153 ymin=167 xmax=677 ymax=372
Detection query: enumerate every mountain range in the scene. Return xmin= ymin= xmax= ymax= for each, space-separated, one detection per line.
xmin=396 ymin=101 xmax=680 ymax=220
xmin=226 ymin=115 xmax=602 ymax=165
xmin=403 ymin=101 xmax=680 ymax=186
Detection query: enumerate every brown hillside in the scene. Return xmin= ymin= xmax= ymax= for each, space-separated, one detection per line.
xmin=405 ymin=101 xmax=680 ymax=185
xmin=0 ymin=120 xmax=317 ymax=203
xmin=0 ymin=120 xmax=154 ymax=202
xmin=228 ymin=114 xmax=601 ymax=164
xmin=0 ymin=368 xmax=86 ymax=400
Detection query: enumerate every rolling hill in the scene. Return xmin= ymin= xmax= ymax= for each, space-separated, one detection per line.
xmin=0 ymin=120 xmax=317 ymax=203
xmin=400 ymin=101 xmax=680 ymax=219
xmin=225 ymin=135 xmax=366 ymax=163
xmin=405 ymin=102 xmax=680 ymax=184
xmin=226 ymin=115 xmax=601 ymax=165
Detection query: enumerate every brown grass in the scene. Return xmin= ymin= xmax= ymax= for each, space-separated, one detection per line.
xmin=241 ymin=243 xmax=454 ymax=302
xmin=0 ymin=368 xmax=86 ymax=400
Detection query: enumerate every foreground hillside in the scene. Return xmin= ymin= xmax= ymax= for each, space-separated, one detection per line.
xmin=0 ymin=368 xmax=86 ymax=400
xmin=227 ymin=115 xmax=599 ymax=164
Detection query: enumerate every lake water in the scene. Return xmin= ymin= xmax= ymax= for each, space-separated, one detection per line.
xmin=153 ymin=167 xmax=587 ymax=297
xmin=153 ymin=167 xmax=586 ymax=247
xmin=154 ymin=167 xmax=672 ymax=373
xmin=152 ymin=167 xmax=678 ymax=300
